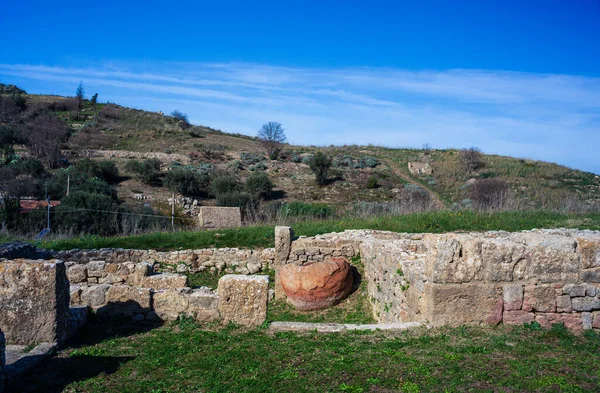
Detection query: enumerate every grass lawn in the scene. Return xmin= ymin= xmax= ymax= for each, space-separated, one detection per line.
xmin=15 ymin=321 xmax=600 ymax=393
xmin=39 ymin=210 xmax=600 ymax=251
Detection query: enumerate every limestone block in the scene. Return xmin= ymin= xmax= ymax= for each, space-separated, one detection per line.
xmin=275 ymin=226 xmax=294 ymax=299
xmin=99 ymin=274 xmax=125 ymax=284
xmin=424 ymin=235 xmax=483 ymax=284
xmin=522 ymin=285 xmax=556 ymax=313
xmin=423 ymin=283 xmax=503 ymax=327
xmin=592 ymin=312 xmax=600 ymax=329
xmin=578 ymin=238 xmax=600 ymax=269
xmin=582 ymin=312 xmax=593 ymax=330
xmin=97 ymin=285 xmax=151 ymax=319
xmin=503 ymin=310 xmax=535 ymax=325
xmin=188 ymin=290 xmax=220 ymax=322
xmin=571 ymin=296 xmax=600 ymax=312
xmin=218 ymin=275 xmax=269 ymax=327
xmin=67 ymin=264 xmax=87 ymax=283
xmin=80 ymin=284 xmax=111 ymax=308
xmin=563 ymin=284 xmax=586 ymax=297
xmin=556 ymin=295 xmax=572 ymax=313
xmin=503 ymin=284 xmax=523 ymax=311
xmin=153 ymin=289 xmax=191 ymax=321
xmin=142 ymin=273 xmax=188 ymax=289
xmin=0 ymin=260 xmax=70 ymax=345
xmin=70 ymin=285 xmax=82 ymax=305
xmin=535 ymin=313 xmax=582 ymax=331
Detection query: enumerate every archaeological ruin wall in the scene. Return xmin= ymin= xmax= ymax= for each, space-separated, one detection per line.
xmin=275 ymin=227 xmax=600 ymax=332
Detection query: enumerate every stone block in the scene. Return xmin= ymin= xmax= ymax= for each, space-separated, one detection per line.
xmin=97 ymin=285 xmax=152 ymax=319
xmin=563 ymin=283 xmax=587 ymax=297
xmin=274 ymin=226 xmax=294 ymax=299
xmin=535 ymin=313 xmax=582 ymax=331
xmin=581 ymin=268 xmax=600 ymax=283
xmin=556 ymin=295 xmax=572 ymax=313
xmin=503 ymin=284 xmax=523 ymax=311
xmin=592 ymin=312 xmax=600 ymax=329
xmin=0 ymin=260 xmax=70 ymax=345
xmin=80 ymin=284 xmax=111 ymax=308
xmin=67 ymin=264 xmax=87 ymax=283
xmin=218 ymin=275 xmax=269 ymax=327
xmin=522 ymin=285 xmax=556 ymax=312
xmin=503 ymin=310 xmax=535 ymax=325
xmin=571 ymin=297 xmax=600 ymax=312
xmin=578 ymin=238 xmax=600 ymax=269
xmin=153 ymin=289 xmax=190 ymax=321
xmin=424 ymin=235 xmax=483 ymax=284
xmin=582 ymin=312 xmax=593 ymax=330
xmin=198 ymin=206 xmax=241 ymax=229
xmin=423 ymin=283 xmax=503 ymax=327
xmin=70 ymin=285 xmax=82 ymax=305
xmin=188 ymin=290 xmax=220 ymax=322
xmin=142 ymin=273 xmax=188 ymax=289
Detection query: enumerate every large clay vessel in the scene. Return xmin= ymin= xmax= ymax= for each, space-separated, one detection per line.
xmin=279 ymin=257 xmax=353 ymax=311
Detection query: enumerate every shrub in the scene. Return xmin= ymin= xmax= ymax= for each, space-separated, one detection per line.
xmin=280 ymin=201 xmax=334 ymax=219
xmin=291 ymin=154 xmax=302 ymax=163
xmin=366 ymin=176 xmax=379 ymax=189
xmin=360 ymin=156 xmax=380 ymax=168
xmin=164 ymin=169 xmax=210 ymax=197
xmin=12 ymin=157 xmax=46 ymax=178
xmin=22 ymin=113 xmax=70 ymax=167
xmin=171 ymin=110 xmax=191 ymax=129
xmin=245 ymin=172 xmax=274 ymax=199
xmin=125 ymin=159 xmax=162 ymax=185
xmin=301 ymin=154 xmax=314 ymax=165
xmin=470 ymin=179 xmax=508 ymax=210
xmin=460 ymin=147 xmax=484 ymax=174
xmin=99 ymin=104 xmax=121 ymax=120
xmin=240 ymin=152 xmax=265 ymax=165
xmin=309 ymin=152 xmax=332 ymax=186
xmin=73 ymin=159 xmax=120 ymax=183
xmin=210 ymin=174 xmax=240 ymax=196
xmin=216 ymin=191 xmax=258 ymax=214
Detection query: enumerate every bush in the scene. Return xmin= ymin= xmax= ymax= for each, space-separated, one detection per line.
xmin=240 ymin=152 xmax=265 ymax=165
xmin=460 ymin=147 xmax=484 ymax=174
xmin=470 ymin=179 xmax=508 ymax=210
xmin=216 ymin=191 xmax=258 ymax=215
xmin=11 ymin=157 xmax=46 ymax=178
xmin=245 ymin=172 xmax=273 ymax=199
xmin=53 ymin=191 xmax=121 ymax=236
xmin=164 ymin=169 xmax=210 ymax=197
xmin=366 ymin=176 xmax=379 ymax=189
xmin=291 ymin=155 xmax=302 ymax=163
xmin=309 ymin=152 xmax=332 ymax=186
xmin=360 ymin=156 xmax=380 ymax=168
xmin=210 ymin=174 xmax=240 ymax=196
xmin=301 ymin=154 xmax=314 ymax=165
xmin=73 ymin=159 xmax=120 ymax=183
xmin=171 ymin=110 xmax=191 ymax=129
xmin=280 ymin=201 xmax=334 ymax=219
xmin=125 ymin=159 xmax=161 ymax=185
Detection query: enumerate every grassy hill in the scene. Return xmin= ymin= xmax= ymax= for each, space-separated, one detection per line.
xmin=1 ymin=86 xmax=599 ymax=237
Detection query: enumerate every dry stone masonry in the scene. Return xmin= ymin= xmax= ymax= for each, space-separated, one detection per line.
xmin=275 ymin=228 xmax=600 ymax=331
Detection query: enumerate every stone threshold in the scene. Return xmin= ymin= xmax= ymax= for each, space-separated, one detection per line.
xmin=268 ymin=321 xmax=424 ymax=333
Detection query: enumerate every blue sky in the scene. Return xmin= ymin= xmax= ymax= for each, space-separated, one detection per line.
xmin=1 ymin=0 xmax=599 ymax=173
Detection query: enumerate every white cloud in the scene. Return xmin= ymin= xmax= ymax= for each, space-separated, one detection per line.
xmin=0 ymin=61 xmax=598 ymax=173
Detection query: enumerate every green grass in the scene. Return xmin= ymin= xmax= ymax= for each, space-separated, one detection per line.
xmin=22 ymin=322 xmax=600 ymax=392
xmin=39 ymin=210 xmax=600 ymax=251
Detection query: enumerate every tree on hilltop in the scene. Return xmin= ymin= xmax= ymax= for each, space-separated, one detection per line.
xmin=257 ymin=121 xmax=286 ymax=160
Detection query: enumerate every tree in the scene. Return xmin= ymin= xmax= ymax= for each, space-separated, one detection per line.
xmin=309 ymin=151 xmax=332 ymax=186
xmin=244 ymin=171 xmax=273 ymax=199
xmin=22 ymin=114 xmax=70 ymax=167
xmin=164 ymin=169 xmax=210 ymax=197
xmin=171 ymin=110 xmax=191 ymax=129
xmin=459 ymin=146 xmax=484 ymax=174
xmin=0 ymin=125 xmax=24 ymax=164
xmin=75 ymin=81 xmax=85 ymax=120
xmin=91 ymin=93 xmax=99 ymax=121
xmin=125 ymin=159 xmax=162 ymax=185
xmin=257 ymin=121 xmax=286 ymax=160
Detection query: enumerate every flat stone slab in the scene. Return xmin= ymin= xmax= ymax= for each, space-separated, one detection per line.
xmin=268 ymin=321 xmax=423 ymax=333
xmin=5 ymin=342 xmax=57 ymax=382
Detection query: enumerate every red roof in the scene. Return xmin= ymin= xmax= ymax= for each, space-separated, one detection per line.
xmin=19 ymin=200 xmax=61 ymax=213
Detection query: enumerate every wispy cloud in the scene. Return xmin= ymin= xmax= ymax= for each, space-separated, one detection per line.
xmin=0 ymin=61 xmax=598 ymax=173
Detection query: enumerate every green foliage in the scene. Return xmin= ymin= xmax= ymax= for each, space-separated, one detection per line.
xmin=0 ymin=125 xmax=25 ymax=164
xmin=366 ymin=176 xmax=379 ymax=189
xmin=240 ymin=152 xmax=265 ymax=165
xmin=164 ymin=169 xmax=210 ymax=197
xmin=11 ymin=157 xmax=46 ymax=178
xmin=210 ymin=174 xmax=240 ymax=196
xmin=125 ymin=159 xmax=161 ymax=185
xmin=216 ymin=191 xmax=258 ymax=212
xmin=309 ymin=151 xmax=332 ymax=186
xmin=280 ymin=201 xmax=334 ymax=219
xmin=53 ymin=191 xmax=121 ymax=235
xmin=244 ymin=172 xmax=274 ymax=199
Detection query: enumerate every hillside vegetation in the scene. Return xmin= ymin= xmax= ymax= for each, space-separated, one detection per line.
xmin=1 ymin=83 xmax=599 ymax=237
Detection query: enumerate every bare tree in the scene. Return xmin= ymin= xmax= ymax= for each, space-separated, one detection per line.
xmin=22 ymin=114 xmax=70 ymax=167
xmin=257 ymin=121 xmax=286 ymax=159
xmin=460 ymin=146 xmax=484 ymax=174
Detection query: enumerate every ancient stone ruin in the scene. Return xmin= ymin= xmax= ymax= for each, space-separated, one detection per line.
xmin=198 ymin=206 xmax=242 ymax=228
xmin=274 ymin=227 xmax=600 ymax=331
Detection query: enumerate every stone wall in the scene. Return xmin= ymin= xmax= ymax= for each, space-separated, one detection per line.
xmin=277 ymin=228 xmax=600 ymax=331
xmin=0 ymin=329 xmax=4 ymax=393
xmin=0 ymin=259 xmax=70 ymax=345
xmin=56 ymin=247 xmax=275 ymax=276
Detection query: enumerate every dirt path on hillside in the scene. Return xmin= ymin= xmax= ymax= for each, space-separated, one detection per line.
xmin=381 ymin=158 xmax=446 ymax=209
